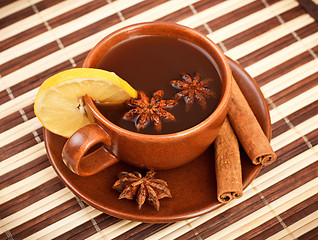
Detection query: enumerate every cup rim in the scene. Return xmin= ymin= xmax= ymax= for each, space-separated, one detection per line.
xmin=83 ymin=21 xmax=232 ymax=138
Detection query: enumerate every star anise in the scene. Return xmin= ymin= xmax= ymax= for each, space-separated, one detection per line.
xmin=113 ymin=170 xmax=172 ymax=211
xmin=170 ymin=72 xmax=216 ymax=111
xmin=123 ymin=90 xmax=177 ymax=132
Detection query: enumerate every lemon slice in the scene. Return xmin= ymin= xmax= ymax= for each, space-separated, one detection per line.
xmin=34 ymin=68 xmax=137 ymax=138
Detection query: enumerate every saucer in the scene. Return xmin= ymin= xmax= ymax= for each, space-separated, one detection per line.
xmin=44 ymin=58 xmax=271 ymax=223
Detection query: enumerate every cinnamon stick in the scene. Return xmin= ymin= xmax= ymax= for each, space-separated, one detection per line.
xmin=214 ymin=118 xmax=243 ymax=203
xmin=228 ymin=77 xmax=277 ymax=166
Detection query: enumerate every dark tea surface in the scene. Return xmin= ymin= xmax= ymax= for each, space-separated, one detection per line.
xmin=96 ymin=35 xmax=221 ymax=134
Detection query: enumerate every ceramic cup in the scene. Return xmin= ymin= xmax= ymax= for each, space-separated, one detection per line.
xmin=62 ymin=22 xmax=232 ymax=176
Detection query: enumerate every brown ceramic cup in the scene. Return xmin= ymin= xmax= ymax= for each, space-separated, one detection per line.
xmin=62 ymin=22 xmax=232 ymax=176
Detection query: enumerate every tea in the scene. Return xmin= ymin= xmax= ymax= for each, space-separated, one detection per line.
xmin=96 ymin=35 xmax=222 ymax=135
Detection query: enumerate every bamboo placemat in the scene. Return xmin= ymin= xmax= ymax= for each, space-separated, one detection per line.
xmin=1 ymin=0 xmax=317 ymax=239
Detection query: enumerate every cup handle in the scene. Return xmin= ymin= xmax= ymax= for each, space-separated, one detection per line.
xmin=62 ymin=124 xmax=119 ymax=176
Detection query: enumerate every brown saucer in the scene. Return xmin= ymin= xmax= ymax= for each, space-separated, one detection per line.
xmin=44 ymin=58 xmax=271 ymax=223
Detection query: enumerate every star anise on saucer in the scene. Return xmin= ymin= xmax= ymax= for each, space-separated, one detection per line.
xmin=123 ymin=90 xmax=177 ymax=132
xmin=113 ymin=170 xmax=172 ymax=211
xmin=170 ymin=72 xmax=216 ymax=111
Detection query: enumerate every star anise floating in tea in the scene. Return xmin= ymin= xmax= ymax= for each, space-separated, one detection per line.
xmin=123 ymin=90 xmax=177 ymax=132
xmin=113 ymin=170 xmax=172 ymax=211
xmin=171 ymin=72 xmax=216 ymax=111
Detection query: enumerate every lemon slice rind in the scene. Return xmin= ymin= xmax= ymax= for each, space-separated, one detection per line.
xmin=34 ymin=68 xmax=137 ymax=138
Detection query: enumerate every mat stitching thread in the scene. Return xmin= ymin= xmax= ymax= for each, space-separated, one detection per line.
xmin=0 ymin=78 xmax=16 ymax=240
xmin=257 ymin=1 xmax=318 ymax=239
xmin=261 ymin=0 xmax=317 ymax=155
xmin=26 ymin=1 xmax=105 ymax=237
xmin=30 ymin=4 xmax=76 ymax=68
xmin=255 ymin=189 xmax=295 ymax=238
xmin=106 ymin=0 xmax=126 ymax=22
xmin=188 ymin=3 xmax=228 ymax=53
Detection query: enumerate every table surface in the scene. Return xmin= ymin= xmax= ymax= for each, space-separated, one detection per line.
xmin=1 ymin=0 xmax=318 ymax=239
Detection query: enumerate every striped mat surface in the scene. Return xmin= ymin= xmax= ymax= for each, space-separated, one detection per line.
xmin=1 ymin=0 xmax=318 ymax=239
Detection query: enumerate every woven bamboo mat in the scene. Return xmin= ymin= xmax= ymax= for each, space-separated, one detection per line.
xmin=1 ymin=0 xmax=318 ymax=239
